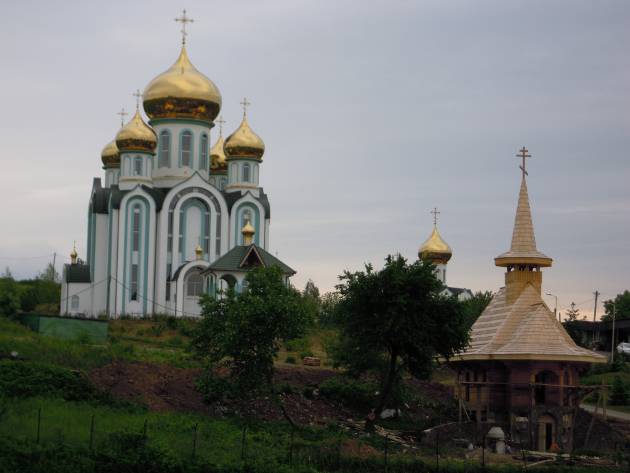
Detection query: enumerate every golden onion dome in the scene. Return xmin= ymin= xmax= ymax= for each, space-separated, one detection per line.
xmin=115 ymin=110 xmax=157 ymax=153
xmin=210 ymin=134 xmax=227 ymax=173
xmin=419 ymin=226 xmax=452 ymax=264
xmin=143 ymin=46 xmax=222 ymax=122
xmin=101 ymin=139 xmax=120 ymax=167
xmin=224 ymin=116 xmax=265 ymax=160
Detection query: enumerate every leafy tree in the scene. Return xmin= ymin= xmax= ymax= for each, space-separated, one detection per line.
xmin=333 ymin=255 xmax=469 ymax=427
xmin=565 ymin=302 xmax=581 ymax=321
xmin=303 ymin=279 xmax=320 ymax=300
xmin=301 ymin=279 xmax=320 ymax=326
xmin=38 ymin=262 xmax=59 ymax=283
xmin=602 ymin=291 xmax=630 ymax=321
xmin=318 ymin=291 xmax=341 ymax=326
xmin=461 ymin=290 xmax=493 ymax=330
xmin=0 ymin=277 xmax=20 ymax=317
xmin=192 ymin=266 xmax=311 ymax=423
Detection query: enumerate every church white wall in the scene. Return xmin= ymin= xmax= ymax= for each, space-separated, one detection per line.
xmin=119 ymin=152 xmax=154 ymax=190
xmin=229 ymin=194 xmax=266 ymax=248
xmin=104 ymin=169 xmax=120 ymax=187
xmin=226 ymin=159 xmax=260 ymax=191
xmin=60 ymin=282 xmax=92 ymax=316
xmin=91 ymin=213 xmax=109 ymax=316
xmin=152 ymin=122 xmax=212 ymax=187
xmin=107 ymin=208 xmax=120 ymax=317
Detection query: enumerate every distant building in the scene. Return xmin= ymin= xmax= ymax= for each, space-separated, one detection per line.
xmin=418 ymin=210 xmax=473 ymax=301
xmin=449 ymin=148 xmax=605 ymax=452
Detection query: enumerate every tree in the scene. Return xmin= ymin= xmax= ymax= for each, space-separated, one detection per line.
xmin=303 ymin=279 xmax=320 ymax=300
xmin=0 ymin=276 xmax=20 ymax=316
xmin=333 ymin=255 xmax=469 ymax=427
xmin=602 ymin=291 xmax=630 ymax=322
xmin=2 ymin=267 xmax=12 ymax=279
xmin=192 ymin=266 xmax=311 ymax=422
xmin=302 ymin=279 xmax=320 ymax=326
xmin=610 ymin=376 xmax=629 ymax=405
xmin=461 ymin=290 xmax=493 ymax=330
xmin=564 ymin=302 xmax=588 ymax=347
xmin=318 ymin=291 xmax=341 ymax=326
xmin=38 ymin=263 xmax=59 ymax=283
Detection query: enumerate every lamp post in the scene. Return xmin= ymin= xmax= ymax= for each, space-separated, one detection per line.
xmin=546 ymin=292 xmax=559 ymax=322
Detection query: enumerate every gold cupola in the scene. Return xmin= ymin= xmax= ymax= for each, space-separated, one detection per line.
xmin=101 ymin=139 xmax=120 ymax=168
xmin=224 ymin=102 xmax=265 ymax=160
xmin=241 ymin=219 xmax=255 ymax=245
xmin=210 ymin=117 xmax=227 ymax=173
xmin=419 ymin=225 xmax=452 ymax=264
xmin=143 ymin=46 xmax=222 ymax=123
xmin=115 ymin=110 xmax=157 ymax=153
xmin=70 ymin=243 xmax=78 ymax=265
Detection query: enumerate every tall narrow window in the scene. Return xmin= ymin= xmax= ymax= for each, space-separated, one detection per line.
xmin=199 ymin=133 xmax=208 ymax=170
xmin=71 ymin=295 xmax=79 ymax=310
xmin=242 ymin=163 xmax=251 ymax=182
xmin=181 ymin=131 xmax=193 ymax=167
xmin=130 ymin=264 xmax=138 ymax=301
xmin=132 ymin=206 xmax=141 ymax=252
xmin=204 ymin=211 xmax=210 ymax=254
xmin=159 ymin=130 xmax=171 ymax=167
xmin=186 ymin=272 xmax=203 ymax=297
xmin=133 ymin=156 xmax=143 ymax=176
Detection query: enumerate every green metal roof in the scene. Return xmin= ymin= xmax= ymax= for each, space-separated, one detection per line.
xmin=206 ymin=244 xmax=295 ymax=275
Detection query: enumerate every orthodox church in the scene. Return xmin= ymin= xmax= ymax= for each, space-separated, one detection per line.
xmin=418 ymin=210 xmax=473 ymax=301
xmin=60 ymin=13 xmax=294 ymax=318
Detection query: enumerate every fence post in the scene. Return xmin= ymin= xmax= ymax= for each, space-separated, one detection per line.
xmin=36 ymin=407 xmax=41 ymax=444
xmin=435 ymin=431 xmax=439 ymax=471
xmin=240 ymin=424 xmax=247 ymax=461
xmin=191 ymin=423 xmax=198 ymax=460
xmin=89 ymin=414 xmax=95 ymax=450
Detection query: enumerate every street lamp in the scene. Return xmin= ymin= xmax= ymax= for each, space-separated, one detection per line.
xmin=546 ymin=292 xmax=559 ymax=322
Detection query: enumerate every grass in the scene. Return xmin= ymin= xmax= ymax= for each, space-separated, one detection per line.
xmin=277 ymin=328 xmax=337 ymax=368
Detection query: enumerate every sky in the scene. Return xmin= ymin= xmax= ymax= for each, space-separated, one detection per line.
xmin=0 ymin=0 xmax=628 ymax=319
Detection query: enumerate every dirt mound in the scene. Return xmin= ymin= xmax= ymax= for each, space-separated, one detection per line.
xmin=89 ymin=361 xmax=353 ymax=425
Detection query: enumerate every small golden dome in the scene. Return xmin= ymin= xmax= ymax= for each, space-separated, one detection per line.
xmin=241 ymin=219 xmax=255 ymax=245
xmin=224 ymin=116 xmax=265 ymax=160
xmin=101 ymin=139 xmax=120 ymax=167
xmin=195 ymin=244 xmax=203 ymax=260
xmin=210 ymin=134 xmax=227 ymax=173
xmin=115 ymin=110 xmax=157 ymax=153
xmin=70 ymin=243 xmax=78 ymax=264
xmin=143 ymin=46 xmax=222 ymax=122
xmin=419 ymin=226 xmax=452 ymax=264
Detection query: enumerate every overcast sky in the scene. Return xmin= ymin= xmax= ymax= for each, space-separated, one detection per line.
xmin=1 ymin=0 xmax=628 ymax=318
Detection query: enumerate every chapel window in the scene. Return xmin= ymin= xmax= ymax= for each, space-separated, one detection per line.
xmin=242 ymin=163 xmax=251 ymax=182
xmin=186 ymin=272 xmax=203 ymax=297
xmin=130 ymin=264 xmax=139 ymax=301
xmin=132 ymin=206 xmax=141 ymax=252
xmin=71 ymin=295 xmax=79 ymax=310
xmin=159 ymin=130 xmax=171 ymax=167
xmin=133 ymin=157 xmax=143 ymax=176
xmin=199 ymin=133 xmax=208 ymax=170
xmin=181 ymin=131 xmax=193 ymax=167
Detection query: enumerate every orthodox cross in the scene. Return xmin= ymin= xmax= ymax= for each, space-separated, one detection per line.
xmin=132 ymin=89 xmax=142 ymax=110
xmin=431 ymin=207 xmax=440 ymax=226
xmin=116 ymin=108 xmax=128 ymax=127
xmin=175 ymin=9 xmax=194 ymax=45
xmin=216 ymin=115 xmax=226 ymax=135
xmin=516 ymin=146 xmax=531 ymax=178
xmin=240 ymin=97 xmax=251 ymax=118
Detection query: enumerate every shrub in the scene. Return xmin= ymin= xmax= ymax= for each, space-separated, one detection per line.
xmin=319 ymin=376 xmax=376 ymax=411
xmin=299 ymin=350 xmax=314 ymax=359
xmin=610 ymin=376 xmax=629 ymax=405
xmin=285 ymin=337 xmax=309 ymax=352
xmin=285 ymin=356 xmax=296 ymax=364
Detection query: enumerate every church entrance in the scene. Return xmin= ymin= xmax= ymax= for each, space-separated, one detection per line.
xmin=537 ymin=414 xmax=555 ymax=451
xmin=183 ymin=269 xmax=204 ymax=316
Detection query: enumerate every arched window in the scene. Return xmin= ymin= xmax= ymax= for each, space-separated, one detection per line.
xmin=159 ymin=130 xmax=171 ymax=167
xmin=180 ymin=131 xmax=193 ymax=167
xmin=133 ymin=156 xmax=143 ymax=176
xmin=186 ymin=272 xmax=204 ymax=297
xmin=199 ymin=133 xmax=208 ymax=170
xmin=71 ymin=295 xmax=79 ymax=310
xmin=242 ymin=163 xmax=251 ymax=182
xmin=130 ymin=204 xmax=141 ymax=302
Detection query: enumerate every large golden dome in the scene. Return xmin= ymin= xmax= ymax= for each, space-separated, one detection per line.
xmin=115 ymin=110 xmax=157 ymax=153
xmin=224 ymin=116 xmax=265 ymax=160
xmin=419 ymin=226 xmax=452 ymax=264
xmin=210 ymin=134 xmax=227 ymax=173
xmin=101 ymin=139 xmax=120 ymax=167
xmin=143 ymin=46 xmax=222 ymax=122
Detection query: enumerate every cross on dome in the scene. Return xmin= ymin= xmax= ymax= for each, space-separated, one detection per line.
xmin=516 ymin=146 xmax=531 ymax=178
xmin=174 ymin=9 xmax=194 ymax=45
xmin=216 ymin=115 xmax=226 ymax=134
xmin=240 ymin=97 xmax=251 ymax=118
xmin=116 ymin=108 xmax=128 ymax=127
xmin=132 ymin=89 xmax=142 ymax=111
xmin=431 ymin=207 xmax=440 ymax=226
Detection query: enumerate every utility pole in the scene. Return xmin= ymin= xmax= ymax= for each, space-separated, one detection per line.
xmin=52 ymin=252 xmax=57 ymax=282
xmin=593 ymin=290 xmax=600 ymax=345
xmin=611 ymin=303 xmax=616 ymax=363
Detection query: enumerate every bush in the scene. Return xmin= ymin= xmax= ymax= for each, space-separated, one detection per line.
xmin=285 ymin=356 xmax=296 ymax=364
xmin=285 ymin=337 xmax=309 ymax=353
xmin=319 ymin=376 xmax=377 ymax=411
xmin=610 ymin=376 xmax=629 ymax=405
xmin=299 ymin=350 xmax=314 ymax=359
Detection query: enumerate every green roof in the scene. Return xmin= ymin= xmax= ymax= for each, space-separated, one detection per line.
xmin=205 ymin=244 xmax=295 ymax=275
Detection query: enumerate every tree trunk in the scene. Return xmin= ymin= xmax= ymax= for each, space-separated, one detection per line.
xmin=366 ymin=348 xmax=398 ymax=431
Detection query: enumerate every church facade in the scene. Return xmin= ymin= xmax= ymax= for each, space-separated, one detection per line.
xmin=60 ymin=24 xmax=293 ymax=318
